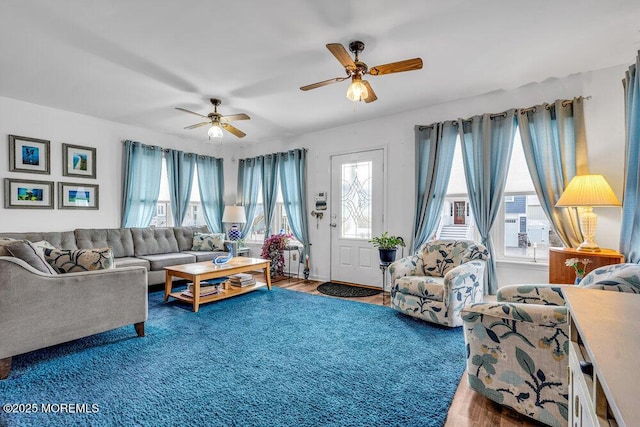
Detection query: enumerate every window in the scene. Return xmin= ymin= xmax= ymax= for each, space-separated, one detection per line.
xmin=150 ymin=159 xmax=172 ymax=227
xmin=182 ymin=173 xmax=206 ymax=227
xmin=150 ymin=156 xmax=205 ymax=227
xmin=247 ymin=187 xmax=295 ymax=243
xmin=438 ymin=130 xmax=559 ymax=262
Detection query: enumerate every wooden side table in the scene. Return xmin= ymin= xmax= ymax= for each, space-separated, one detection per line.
xmin=548 ymin=247 xmax=624 ymax=284
xmin=236 ymin=247 xmax=250 ymax=257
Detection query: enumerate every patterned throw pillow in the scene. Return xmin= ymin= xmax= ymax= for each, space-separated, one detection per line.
xmin=0 ymin=237 xmax=15 ymax=257
xmin=192 ymin=232 xmax=226 ymax=251
xmin=32 ymin=240 xmax=56 ymax=250
xmin=44 ymin=247 xmax=115 ymax=273
xmin=4 ymin=240 xmax=58 ymax=274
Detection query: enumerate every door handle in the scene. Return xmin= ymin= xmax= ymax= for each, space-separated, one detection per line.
xmin=330 ymin=223 xmax=337 ymax=228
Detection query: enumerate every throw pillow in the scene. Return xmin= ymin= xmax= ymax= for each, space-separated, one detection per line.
xmin=5 ymin=240 xmax=58 ymax=275
xmin=44 ymin=247 xmax=115 ymax=273
xmin=192 ymin=232 xmax=226 ymax=251
xmin=32 ymin=240 xmax=56 ymax=250
xmin=0 ymin=237 xmax=16 ymax=257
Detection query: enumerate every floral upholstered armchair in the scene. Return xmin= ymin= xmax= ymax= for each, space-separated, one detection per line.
xmin=388 ymin=239 xmax=489 ymax=327
xmin=461 ymin=263 xmax=640 ymax=427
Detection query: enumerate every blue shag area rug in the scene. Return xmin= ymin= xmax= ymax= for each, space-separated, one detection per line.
xmin=0 ymin=288 xmax=465 ymax=427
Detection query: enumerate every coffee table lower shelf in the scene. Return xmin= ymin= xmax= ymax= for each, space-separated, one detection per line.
xmin=164 ymin=257 xmax=272 ymax=312
xmin=168 ymin=282 xmax=267 ymax=306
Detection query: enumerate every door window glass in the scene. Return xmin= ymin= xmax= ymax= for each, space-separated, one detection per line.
xmin=341 ymin=161 xmax=372 ymax=239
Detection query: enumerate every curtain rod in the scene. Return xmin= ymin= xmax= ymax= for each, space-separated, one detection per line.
xmin=417 ymin=96 xmax=592 ymax=130
xmin=121 ymin=140 xmax=224 ymax=160
xmin=518 ymin=96 xmax=592 ymax=114
xmin=238 ymin=147 xmax=308 ymax=162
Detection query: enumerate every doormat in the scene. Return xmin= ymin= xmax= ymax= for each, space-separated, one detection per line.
xmin=317 ymin=282 xmax=382 ymax=297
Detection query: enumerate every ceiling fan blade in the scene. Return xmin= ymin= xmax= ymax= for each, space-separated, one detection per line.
xmin=363 ymin=81 xmax=377 ymax=103
xmin=221 ymin=123 xmax=246 ymax=138
xmin=184 ymin=122 xmax=210 ymax=129
xmin=175 ymin=107 xmax=209 ymax=118
xmin=221 ymin=113 xmax=250 ymax=122
xmin=300 ymin=77 xmax=348 ymax=91
xmin=368 ymin=58 xmax=423 ymax=76
xmin=326 ymin=43 xmax=356 ymax=69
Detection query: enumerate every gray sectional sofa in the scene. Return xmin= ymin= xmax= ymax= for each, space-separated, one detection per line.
xmin=0 ymin=225 xmax=235 ymax=286
xmin=0 ymin=225 xmax=234 ymax=379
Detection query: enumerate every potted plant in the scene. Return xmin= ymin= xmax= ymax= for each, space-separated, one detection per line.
xmin=369 ymin=232 xmax=405 ymax=263
xmin=260 ymin=233 xmax=292 ymax=278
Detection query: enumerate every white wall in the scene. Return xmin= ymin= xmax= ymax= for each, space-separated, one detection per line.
xmin=0 ymin=64 xmax=628 ymax=288
xmin=226 ymin=64 xmax=628 ymax=287
xmin=0 ymin=96 xmax=222 ymax=232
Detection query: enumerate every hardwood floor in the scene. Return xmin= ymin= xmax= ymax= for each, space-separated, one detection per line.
xmin=270 ymin=275 xmax=542 ymax=427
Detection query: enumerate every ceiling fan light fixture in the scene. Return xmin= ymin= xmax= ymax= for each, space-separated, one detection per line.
xmin=346 ymin=78 xmax=368 ymax=102
xmin=207 ymin=124 xmax=223 ymax=140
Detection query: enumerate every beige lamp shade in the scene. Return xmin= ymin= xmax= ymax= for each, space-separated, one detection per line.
xmin=556 ymin=174 xmax=621 ymax=207
xmin=222 ymin=205 xmax=247 ymax=224
xmin=556 ymin=174 xmax=620 ymax=252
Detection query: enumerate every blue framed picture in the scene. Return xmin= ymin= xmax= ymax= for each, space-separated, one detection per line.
xmin=9 ymin=135 xmax=50 ymax=174
xmin=4 ymin=178 xmax=54 ymax=209
xmin=58 ymin=182 xmax=99 ymax=210
xmin=62 ymin=143 xmax=96 ymax=179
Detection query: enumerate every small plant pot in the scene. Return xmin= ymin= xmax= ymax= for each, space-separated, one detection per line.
xmin=378 ymin=248 xmax=397 ymax=263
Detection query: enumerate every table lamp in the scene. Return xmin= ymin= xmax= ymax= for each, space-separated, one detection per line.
xmin=555 ymin=174 xmax=621 ymax=252
xmin=222 ymin=205 xmax=247 ymax=241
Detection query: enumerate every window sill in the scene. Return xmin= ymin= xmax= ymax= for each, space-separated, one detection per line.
xmin=496 ymin=258 xmax=549 ymax=270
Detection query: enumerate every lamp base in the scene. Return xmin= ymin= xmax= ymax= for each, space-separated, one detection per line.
xmin=577 ymin=207 xmax=600 ymax=252
xmin=227 ymin=224 xmax=241 ymax=241
xmin=576 ymin=242 xmax=601 ymax=252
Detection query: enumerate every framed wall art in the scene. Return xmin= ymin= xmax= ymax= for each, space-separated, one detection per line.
xmin=4 ymin=178 xmax=54 ymax=209
xmin=9 ymin=135 xmax=51 ymax=174
xmin=62 ymin=143 xmax=96 ymax=178
xmin=58 ymin=182 xmax=99 ymax=210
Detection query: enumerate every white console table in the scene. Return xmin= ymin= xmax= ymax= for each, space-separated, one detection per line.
xmin=563 ymin=287 xmax=640 ymax=426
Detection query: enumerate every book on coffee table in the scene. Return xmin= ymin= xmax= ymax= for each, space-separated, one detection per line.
xmin=181 ymin=285 xmax=220 ymax=297
xmin=181 ymin=278 xmax=229 ymax=297
xmin=229 ymin=273 xmax=256 ymax=287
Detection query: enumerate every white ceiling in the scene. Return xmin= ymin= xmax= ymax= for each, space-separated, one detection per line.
xmin=1 ymin=0 xmax=639 ymax=145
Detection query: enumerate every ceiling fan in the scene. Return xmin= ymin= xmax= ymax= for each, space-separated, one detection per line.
xmin=300 ymin=40 xmax=423 ymax=103
xmin=175 ymin=98 xmax=250 ymax=139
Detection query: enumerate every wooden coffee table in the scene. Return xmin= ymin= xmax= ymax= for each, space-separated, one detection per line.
xmin=164 ymin=257 xmax=271 ymax=312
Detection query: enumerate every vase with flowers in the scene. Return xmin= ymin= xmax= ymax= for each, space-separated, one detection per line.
xmin=565 ymin=257 xmax=593 ymax=284
xmin=261 ymin=233 xmax=292 ymax=278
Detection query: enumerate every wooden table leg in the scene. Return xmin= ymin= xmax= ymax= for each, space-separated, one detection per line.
xmin=164 ymin=270 xmax=172 ymax=302
xmin=0 ymin=357 xmax=11 ymax=380
xmin=265 ymin=261 xmax=272 ymax=290
xmin=193 ymin=276 xmax=200 ymax=312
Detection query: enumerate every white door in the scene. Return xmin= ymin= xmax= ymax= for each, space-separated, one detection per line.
xmin=330 ymin=149 xmax=384 ymax=287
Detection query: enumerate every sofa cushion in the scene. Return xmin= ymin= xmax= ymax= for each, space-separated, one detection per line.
xmin=192 ymin=232 xmax=226 ymax=251
xmin=44 ymin=247 xmax=115 ymax=273
xmin=5 ymin=240 xmax=58 ymax=274
xmin=173 ymin=226 xmax=209 ymax=251
xmin=0 ymin=231 xmax=77 ymax=250
xmin=395 ymin=275 xmax=445 ymax=301
xmin=182 ymin=250 xmax=229 ymax=262
xmin=131 ymin=228 xmax=180 ymax=256
xmin=137 ymin=253 xmax=196 ymax=270
xmin=114 ymin=257 xmax=150 ymax=271
xmin=75 ymin=228 xmax=135 ymax=258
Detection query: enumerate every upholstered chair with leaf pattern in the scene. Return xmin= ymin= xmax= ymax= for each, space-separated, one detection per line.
xmin=461 ymin=263 xmax=640 ymax=426
xmin=388 ymin=239 xmax=489 ymax=327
